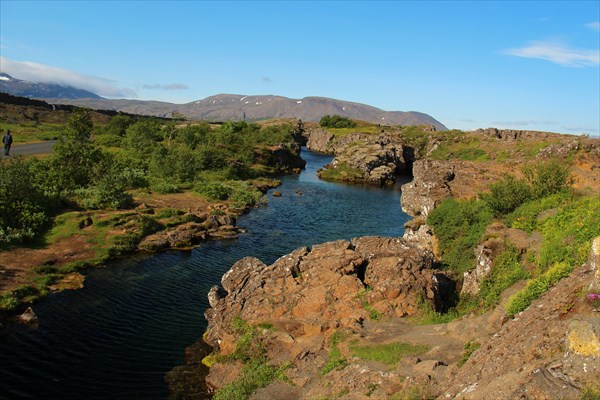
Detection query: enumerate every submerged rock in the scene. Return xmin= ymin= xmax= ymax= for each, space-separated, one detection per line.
xmin=19 ymin=307 xmax=38 ymax=324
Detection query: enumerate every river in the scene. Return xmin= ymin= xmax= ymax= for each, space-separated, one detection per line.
xmin=0 ymin=149 xmax=411 ymax=399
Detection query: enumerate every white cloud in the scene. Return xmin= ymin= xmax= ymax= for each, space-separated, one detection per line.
xmin=0 ymin=57 xmax=136 ymax=97
xmin=142 ymin=83 xmax=188 ymax=90
xmin=585 ymin=21 xmax=600 ymax=31
xmin=504 ymin=41 xmax=600 ymax=67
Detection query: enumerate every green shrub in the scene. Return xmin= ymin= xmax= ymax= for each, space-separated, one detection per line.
xmin=482 ymin=175 xmax=532 ymax=216
xmin=0 ymin=292 xmax=19 ymax=311
xmin=319 ymin=115 xmax=357 ymax=129
xmin=428 ymin=198 xmax=492 ymax=273
xmin=94 ymin=133 xmax=123 ymax=147
xmin=0 ymin=157 xmax=60 ymax=245
xmin=524 ymin=160 xmax=571 ymax=199
xmin=149 ymin=179 xmax=179 ymax=194
xmin=194 ymin=181 xmax=232 ymax=201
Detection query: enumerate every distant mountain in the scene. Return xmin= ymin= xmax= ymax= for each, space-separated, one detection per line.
xmin=0 ymin=73 xmax=102 ymax=99
xmin=50 ymin=94 xmax=448 ymax=130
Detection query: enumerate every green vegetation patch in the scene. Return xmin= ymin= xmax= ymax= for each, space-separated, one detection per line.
xmin=457 ymin=340 xmax=481 ymax=367
xmin=428 ymin=198 xmax=492 ymax=273
xmin=478 ymin=246 xmax=529 ymax=307
xmin=320 ymin=331 xmax=347 ymax=375
xmin=505 ymin=195 xmax=600 ymax=316
xmin=350 ymin=341 xmax=429 ymax=366
xmin=319 ymin=115 xmax=357 ymax=129
xmin=318 ymin=162 xmax=364 ymax=182
xmin=356 ymin=289 xmax=382 ymax=321
xmin=213 ymin=359 xmax=290 ymax=400
xmin=212 ymin=317 xmax=291 ymax=400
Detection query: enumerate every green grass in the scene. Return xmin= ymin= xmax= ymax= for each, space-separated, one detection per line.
xmin=349 ymin=341 xmax=429 ymax=366
xmin=320 ymin=331 xmax=347 ymax=375
xmin=211 ymin=317 xmax=291 ymax=400
xmin=212 ymin=359 xmax=286 ymax=400
xmin=317 ymin=162 xmax=364 ymax=182
xmin=0 ymin=121 xmax=64 ymax=143
xmin=325 ymin=124 xmax=383 ymax=137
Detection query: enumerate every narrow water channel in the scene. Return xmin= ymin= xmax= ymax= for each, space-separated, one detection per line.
xmin=0 ymin=149 xmax=411 ymax=399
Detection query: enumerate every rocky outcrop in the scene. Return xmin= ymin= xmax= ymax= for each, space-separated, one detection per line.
xmin=305 ymin=127 xmax=335 ymax=154
xmin=202 ymin=237 xmax=444 ymax=393
xmin=400 ymin=160 xmax=456 ymax=217
xmin=138 ymin=213 xmax=241 ymax=252
xmin=316 ymin=133 xmax=407 ymax=185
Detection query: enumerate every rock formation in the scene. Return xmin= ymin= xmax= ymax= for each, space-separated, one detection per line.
xmin=202 ymin=237 xmax=444 ymax=394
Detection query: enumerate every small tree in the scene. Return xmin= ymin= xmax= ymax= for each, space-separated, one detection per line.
xmin=51 ymin=111 xmax=102 ymax=193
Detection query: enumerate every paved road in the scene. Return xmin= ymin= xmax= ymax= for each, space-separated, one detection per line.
xmin=2 ymin=140 xmax=56 ymax=157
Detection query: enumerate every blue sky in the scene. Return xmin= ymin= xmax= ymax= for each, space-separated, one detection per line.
xmin=1 ymin=1 xmax=599 ymax=135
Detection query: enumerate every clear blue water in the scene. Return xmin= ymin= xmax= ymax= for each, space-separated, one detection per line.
xmin=0 ymin=149 xmax=411 ymax=399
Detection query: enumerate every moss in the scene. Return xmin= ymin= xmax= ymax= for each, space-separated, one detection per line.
xmin=350 ymin=340 xmax=429 ymax=366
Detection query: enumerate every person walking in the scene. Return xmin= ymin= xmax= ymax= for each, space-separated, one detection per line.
xmin=3 ymin=130 xmax=13 ymax=156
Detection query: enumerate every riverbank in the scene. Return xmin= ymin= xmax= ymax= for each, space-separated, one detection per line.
xmin=0 ymin=178 xmax=284 ymax=324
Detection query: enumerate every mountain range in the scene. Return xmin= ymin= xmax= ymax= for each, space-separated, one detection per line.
xmin=0 ymin=73 xmax=447 ymax=130
xmin=0 ymin=73 xmax=102 ymax=99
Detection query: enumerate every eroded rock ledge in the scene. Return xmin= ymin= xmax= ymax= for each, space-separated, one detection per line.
xmin=202 ymin=237 xmax=447 ymax=393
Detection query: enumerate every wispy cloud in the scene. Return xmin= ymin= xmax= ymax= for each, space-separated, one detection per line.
xmin=0 ymin=57 xmax=136 ymax=97
xmin=492 ymin=119 xmax=557 ymax=127
xmin=142 ymin=83 xmax=188 ymax=90
xmin=562 ymin=125 xmax=599 ymax=135
xmin=585 ymin=21 xmax=600 ymax=31
xmin=504 ymin=41 xmax=600 ymax=67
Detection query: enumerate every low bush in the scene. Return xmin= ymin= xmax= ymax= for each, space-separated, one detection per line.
xmin=457 ymin=340 xmax=481 ymax=367
xmin=319 ymin=115 xmax=357 ymax=129
xmin=482 ymin=175 xmax=532 ymax=216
